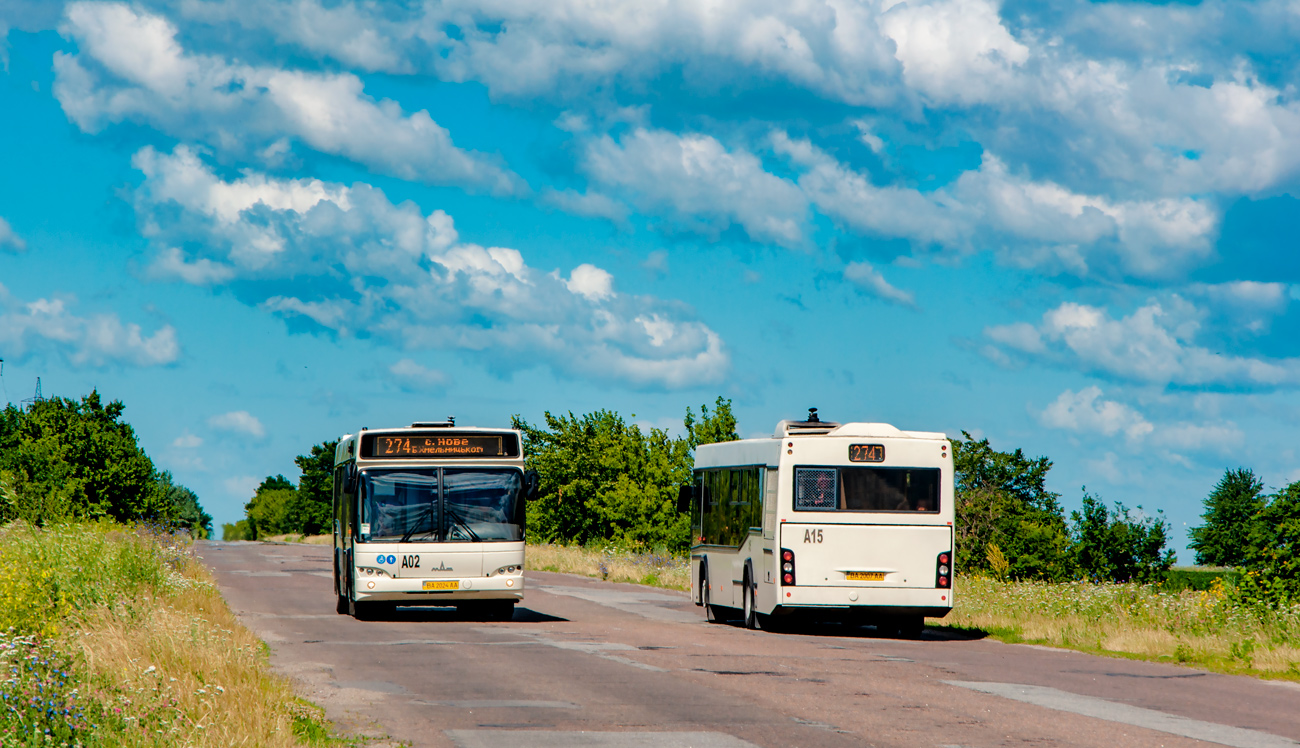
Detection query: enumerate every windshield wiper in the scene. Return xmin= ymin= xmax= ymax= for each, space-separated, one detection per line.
xmin=400 ymin=503 xmax=438 ymax=543
xmin=444 ymin=507 xmax=481 ymax=542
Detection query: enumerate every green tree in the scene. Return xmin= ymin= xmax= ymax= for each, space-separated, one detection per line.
xmin=243 ymin=475 xmax=297 ymax=539
xmin=951 ymin=432 xmax=1073 ymax=581
xmin=285 ymin=441 xmax=336 ymax=536
xmin=1188 ymin=468 xmax=1265 ymax=567
xmin=1071 ymin=490 xmax=1175 ymax=583
xmin=684 ymin=397 xmax=740 ymax=449
xmin=1239 ymin=480 xmax=1300 ymax=605
xmin=514 ymin=399 xmax=738 ymax=552
xmin=0 ymin=392 xmax=171 ymax=524
xmin=155 ymin=471 xmax=213 ymax=538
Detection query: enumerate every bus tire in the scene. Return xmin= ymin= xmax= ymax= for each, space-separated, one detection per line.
xmin=702 ymin=565 xmax=724 ymax=624
xmin=897 ymin=615 xmax=925 ymax=640
xmin=742 ymin=566 xmax=758 ymax=630
xmin=336 ymin=590 xmax=348 ymax=615
xmin=486 ymin=601 xmax=515 ymax=622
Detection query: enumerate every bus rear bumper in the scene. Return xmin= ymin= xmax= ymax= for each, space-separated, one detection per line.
xmin=775 ymin=585 xmax=952 ymax=616
xmin=353 ymin=574 xmax=524 ymax=604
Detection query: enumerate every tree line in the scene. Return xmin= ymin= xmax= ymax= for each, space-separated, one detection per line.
xmin=229 ymin=399 xmax=1296 ymax=601
xmin=0 ymin=392 xmax=212 ymax=536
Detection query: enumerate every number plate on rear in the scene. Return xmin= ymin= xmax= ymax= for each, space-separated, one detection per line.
xmin=846 ymin=572 xmax=886 ymax=581
xmin=423 ymin=580 xmax=459 ymax=590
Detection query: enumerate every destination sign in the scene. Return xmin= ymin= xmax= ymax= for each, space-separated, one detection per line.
xmin=362 ymin=432 xmax=519 ymax=459
xmin=848 ymin=444 xmax=885 ymax=463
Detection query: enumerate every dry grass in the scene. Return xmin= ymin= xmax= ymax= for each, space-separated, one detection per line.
xmin=526 ymin=543 xmax=690 ymax=590
xmin=261 ymin=533 xmax=333 ymax=545
xmin=0 ymin=522 xmax=342 ymax=746
xmin=71 ymin=565 xmax=321 ymax=746
xmin=943 ymin=575 xmax=1300 ymax=678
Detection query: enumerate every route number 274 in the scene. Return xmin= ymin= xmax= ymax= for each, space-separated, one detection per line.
xmin=803 ymin=528 xmax=823 ymax=544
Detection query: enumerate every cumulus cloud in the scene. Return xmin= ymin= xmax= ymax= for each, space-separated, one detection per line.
xmin=0 ymin=217 xmax=25 ymax=253
xmin=388 ymin=359 xmax=450 ymax=392
xmin=0 ymin=284 xmax=179 ymax=367
xmin=580 ymin=128 xmax=808 ymax=247
xmin=842 ymin=262 xmax=918 ymax=309
xmin=774 ymin=134 xmax=1218 ymax=280
xmin=208 ymin=410 xmax=266 ymax=439
xmin=53 ymin=2 xmax=521 ymax=195
xmin=132 ymin=145 xmax=727 ymax=388
xmin=1040 ymin=386 xmax=1153 ymax=441
xmin=987 ymin=298 xmax=1300 ymax=388
xmin=172 ymin=432 xmax=203 ymax=448
xmin=1040 ymin=386 xmax=1244 ymax=455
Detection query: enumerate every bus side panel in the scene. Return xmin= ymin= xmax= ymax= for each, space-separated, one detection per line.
xmin=781 ymin=523 xmax=952 ymax=589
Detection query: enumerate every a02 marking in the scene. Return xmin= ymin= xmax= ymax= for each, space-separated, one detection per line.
xmin=803 ymin=528 xmax=823 ymax=544
xmin=401 ymin=554 xmax=420 ymax=568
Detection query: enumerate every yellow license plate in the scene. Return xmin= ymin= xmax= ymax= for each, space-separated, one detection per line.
xmin=846 ymin=572 xmax=886 ymax=581
xmin=423 ymin=580 xmax=459 ymax=590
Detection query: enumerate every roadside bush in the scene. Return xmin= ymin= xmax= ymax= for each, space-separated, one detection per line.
xmin=1071 ymin=491 xmax=1175 ymax=584
xmin=1237 ymin=480 xmax=1300 ymax=607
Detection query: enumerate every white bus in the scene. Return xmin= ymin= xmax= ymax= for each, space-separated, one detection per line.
xmin=679 ymin=410 xmax=953 ymax=637
xmin=333 ymin=419 xmax=538 ymax=621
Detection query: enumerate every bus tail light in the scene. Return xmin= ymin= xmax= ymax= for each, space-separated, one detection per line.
xmin=936 ymin=551 xmax=951 ymax=588
xmin=781 ymin=548 xmax=796 ymax=586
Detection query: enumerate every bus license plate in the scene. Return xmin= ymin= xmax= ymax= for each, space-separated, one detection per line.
xmin=846 ymin=572 xmax=886 ymax=581
xmin=423 ymin=580 xmax=459 ymax=590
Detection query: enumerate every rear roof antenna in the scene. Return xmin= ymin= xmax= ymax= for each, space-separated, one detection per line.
xmin=807 ymin=407 xmax=820 ymax=423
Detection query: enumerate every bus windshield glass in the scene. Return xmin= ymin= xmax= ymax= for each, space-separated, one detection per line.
xmin=794 ymin=466 xmax=941 ymax=513
xmin=360 ymin=468 xmax=522 ymax=542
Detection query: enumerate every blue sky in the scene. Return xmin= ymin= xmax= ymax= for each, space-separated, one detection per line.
xmin=3 ymin=0 xmax=1300 ymax=557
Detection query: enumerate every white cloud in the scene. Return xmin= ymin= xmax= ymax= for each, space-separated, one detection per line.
xmin=222 ymin=474 xmax=261 ymax=500
xmin=879 ymin=0 xmax=1029 ymax=104
xmin=157 ymin=0 xmax=1300 ymax=205
xmin=565 ymin=264 xmax=614 ymax=301
xmin=0 ymin=217 xmax=25 ymax=252
xmin=54 ymin=2 xmax=521 ymax=195
xmin=132 ymin=145 xmax=728 ymax=389
xmin=1040 ymin=387 xmax=1154 ymax=441
xmin=842 ymin=261 xmax=917 ymax=309
xmin=581 ymin=128 xmax=808 ymax=247
xmin=1040 ymin=386 xmax=1244 ymax=457
xmin=172 ymin=432 xmax=203 ymax=448
xmin=388 ymin=359 xmax=450 ymax=392
xmin=538 ymin=188 xmax=630 ymax=226
xmin=0 ymin=284 xmax=179 ymax=367
xmin=987 ymin=298 xmax=1300 ymax=388
xmin=208 ymin=410 xmax=266 ymax=439
xmin=775 ymin=135 xmax=1218 ymax=280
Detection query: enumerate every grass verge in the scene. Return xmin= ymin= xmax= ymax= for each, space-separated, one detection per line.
xmin=0 ymin=520 xmax=350 ymax=747
xmin=526 ymin=542 xmax=689 ymax=590
xmin=939 ymin=576 xmax=1300 ymax=678
xmin=525 ymin=544 xmax=1300 ymax=679
xmin=260 ymin=533 xmax=332 ymax=545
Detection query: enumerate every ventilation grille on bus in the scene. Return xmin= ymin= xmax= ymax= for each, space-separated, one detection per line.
xmin=794 ymin=468 xmax=838 ymax=510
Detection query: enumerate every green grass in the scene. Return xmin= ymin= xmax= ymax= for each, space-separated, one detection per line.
xmin=0 ymin=521 xmax=359 ymax=747
xmin=939 ymin=575 xmax=1300 ymax=678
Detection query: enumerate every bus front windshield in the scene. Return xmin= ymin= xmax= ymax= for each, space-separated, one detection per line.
xmin=360 ymin=467 xmax=523 ymax=542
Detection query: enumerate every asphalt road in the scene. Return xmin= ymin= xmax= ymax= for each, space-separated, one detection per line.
xmin=199 ymin=540 xmax=1300 ymax=748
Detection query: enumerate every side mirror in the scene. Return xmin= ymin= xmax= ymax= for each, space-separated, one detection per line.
xmin=676 ymin=484 xmax=695 ymax=514
xmin=343 ymin=463 xmax=358 ymax=494
xmin=524 ymin=470 xmax=540 ymax=502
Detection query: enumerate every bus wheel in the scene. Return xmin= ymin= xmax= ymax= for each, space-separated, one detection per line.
xmin=897 ymin=615 xmax=925 ymax=640
xmin=486 ymin=601 xmax=515 ymax=622
xmin=702 ymin=566 xmax=723 ymax=624
xmin=336 ymin=590 xmax=348 ymax=615
xmin=742 ymin=568 xmax=758 ymax=630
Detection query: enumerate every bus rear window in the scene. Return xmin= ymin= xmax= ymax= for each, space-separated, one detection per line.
xmin=794 ymin=466 xmax=940 ymax=513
